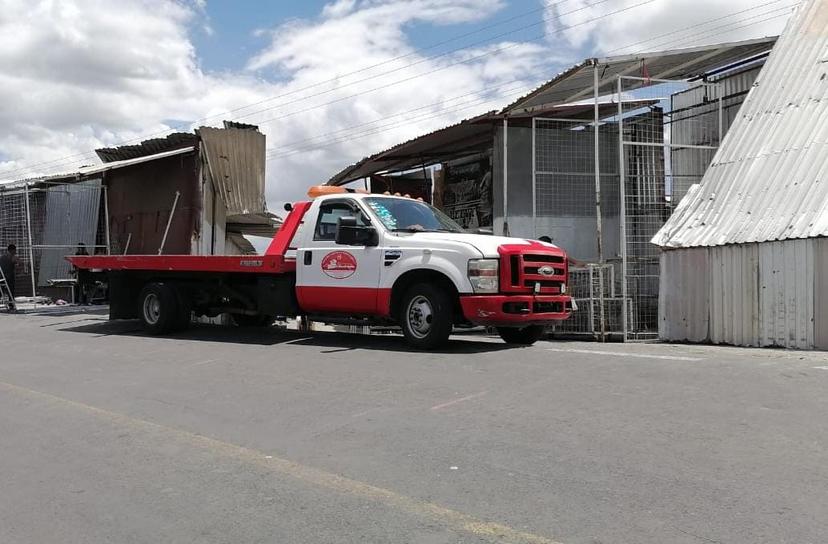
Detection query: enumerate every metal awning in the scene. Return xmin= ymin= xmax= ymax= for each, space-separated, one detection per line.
xmin=327 ymin=37 xmax=778 ymax=186
xmin=327 ymin=113 xmax=497 ymax=186
xmin=505 ymin=36 xmax=777 ymax=114
xmin=0 ymin=147 xmax=196 ymax=189
xmin=226 ymin=212 xmax=283 ymax=238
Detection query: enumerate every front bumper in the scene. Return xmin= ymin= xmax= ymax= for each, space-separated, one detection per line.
xmin=459 ymin=294 xmax=573 ymax=327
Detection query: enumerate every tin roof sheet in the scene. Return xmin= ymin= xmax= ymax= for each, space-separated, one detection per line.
xmin=198 ymin=126 xmax=267 ymax=216
xmin=653 ymin=0 xmax=828 ymax=248
xmin=505 ymin=37 xmax=778 ymax=114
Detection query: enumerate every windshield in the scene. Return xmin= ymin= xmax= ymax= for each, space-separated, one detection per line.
xmin=364 ymin=197 xmax=463 ymax=233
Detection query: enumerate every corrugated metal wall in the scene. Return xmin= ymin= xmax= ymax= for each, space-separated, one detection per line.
xmin=659 ymin=247 xmax=709 ymax=342
xmin=758 ymin=240 xmax=814 ymax=348
xmin=709 ymin=243 xmax=760 ymax=346
xmin=660 ymin=239 xmax=822 ymax=349
xmin=37 ymin=180 xmax=102 ymax=286
xmin=815 ymin=238 xmax=828 ymax=350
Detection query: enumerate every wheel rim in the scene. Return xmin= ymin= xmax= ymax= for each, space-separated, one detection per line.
xmin=142 ymin=293 xmax=161 ymax=325
xmin=406 ymin=295 xmax=434 ymax=339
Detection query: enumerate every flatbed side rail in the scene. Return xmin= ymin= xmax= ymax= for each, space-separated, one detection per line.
xmin=65 ymin=254 xmax=292 ymax=274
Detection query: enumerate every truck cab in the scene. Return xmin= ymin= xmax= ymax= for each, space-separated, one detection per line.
xmin=292 ymin=193 xmax=573 ymax=347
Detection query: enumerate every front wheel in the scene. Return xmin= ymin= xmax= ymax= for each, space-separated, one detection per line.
xmin=497 ymin=325 xmax=545 ymax=345
xmin=399 ymin=283 xmax=454 ymax=349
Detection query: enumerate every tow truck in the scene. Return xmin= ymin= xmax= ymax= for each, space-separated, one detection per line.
xmin=68 ymin=187 xmax=573 ymax=348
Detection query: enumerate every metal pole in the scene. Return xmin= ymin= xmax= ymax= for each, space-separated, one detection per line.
xmin=594 ymin=62 xmax=606 ymax=341
xmin=23 ymin=182 xmax=36 ymax=299
xmin=617 ymin=76 xmax=628 ymax=341
xmin=588 ymin=266 xmax=595 ymax=335
xmin=502 ymin=116 xmax=509 ymax=236
xmin=158 ymin=190 xmax=181 ymax=255
xmin=123 ymin=233 xmax=132 ymax=255
xmin=103 ymin=184 xmax=111 ymax=255
xmin=531 ymin=116 xmax=537 ymax=238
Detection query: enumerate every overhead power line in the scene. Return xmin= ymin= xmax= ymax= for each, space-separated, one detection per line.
xmin=3 ymin=0 xmax=793 ymax=180
xmin=262 ymin=9 xmax=795 ymax=166
xmin=0 ymin=0 xmax=584 ymax=180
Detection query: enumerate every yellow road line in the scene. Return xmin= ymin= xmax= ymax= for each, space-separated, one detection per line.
xmin=0 ymin=380 xmax=563 ymax=544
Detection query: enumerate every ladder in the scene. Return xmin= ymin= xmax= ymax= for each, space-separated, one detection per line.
xmin=0 ymin=264 xmax=15 ymax=312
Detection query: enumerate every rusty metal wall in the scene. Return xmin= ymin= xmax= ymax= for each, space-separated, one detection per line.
xmin=105 ymin=151 xmax=200 ymax=255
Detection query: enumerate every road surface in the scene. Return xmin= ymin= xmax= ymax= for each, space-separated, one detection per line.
xmin=1 ymin=309 xmax=826 ymax=543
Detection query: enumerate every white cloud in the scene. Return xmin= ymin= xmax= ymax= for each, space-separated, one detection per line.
xmin=2 ymin=0 xmax=792 ymax=208
xmin=545 ymin=0 xmax=792 ymax=56
xmin=0 ymin=0 xmax=550 ymax=206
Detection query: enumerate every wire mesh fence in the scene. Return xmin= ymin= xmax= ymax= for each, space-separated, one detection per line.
xmin=532 ymin=76 xmax=722 ymax=340
xmin=0 ymin=180 xmax=109 ymax=308
xmin=616 ymin=76 xmax=721 ymax=340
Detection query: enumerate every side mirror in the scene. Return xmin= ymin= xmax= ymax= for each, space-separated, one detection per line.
xmin=336 ymin=216 xmax=378 ymax=246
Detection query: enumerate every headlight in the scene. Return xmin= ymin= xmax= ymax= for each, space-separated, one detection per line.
xmin=468 ymin=259 xmax=499 ymax=293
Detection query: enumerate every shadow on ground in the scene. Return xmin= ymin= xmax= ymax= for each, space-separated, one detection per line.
xmin=58 ymin=319 xmax=515 ymax=354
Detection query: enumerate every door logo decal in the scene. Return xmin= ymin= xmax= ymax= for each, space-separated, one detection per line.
xmin=321 ymin=251 xmax=358 ymax=279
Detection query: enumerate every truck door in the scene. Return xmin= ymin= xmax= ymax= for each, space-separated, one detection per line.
xmin=296 ymin=198 xmax=383 ymax=314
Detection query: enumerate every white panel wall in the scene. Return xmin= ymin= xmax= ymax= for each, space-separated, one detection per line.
xmin=815 ymin=238 xmax=828 ymax=350
xmin=758 ymin=239 xmax=814 ymax=349
xmin=709 ymin=244 xmax=760 ymax=346
xmin=660 ymin=239 xmax=819 ymax=349
xmin=659 ymin=248 xmax=709 ymax=342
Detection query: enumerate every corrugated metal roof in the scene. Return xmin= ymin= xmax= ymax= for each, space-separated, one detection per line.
xmin=78 ymin=147 xmax=195 ymax=176
xmin=0 ymin=147 xmax=195 ymax=190
xmin=653 ymin=0 xmax=828 ymax=248
xmin=96 ymin=133 xmax=197 ymax=163
xmin=198 ymin=126 xmax=267 ymax=216
xmin=505 ymin=37 xmax=777 ymax=114
xmin=327 ymin=112 xmax=497 ymax=186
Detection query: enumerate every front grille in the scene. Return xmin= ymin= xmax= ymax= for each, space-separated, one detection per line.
xmin=523 ymin=254 xmax=565 ymax=264
xmin=501 ymin=251 xmax=567 ymax=294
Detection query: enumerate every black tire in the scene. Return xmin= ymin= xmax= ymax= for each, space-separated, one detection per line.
xmin=138 ymin=282 xmax=179 ymax=335
xmin=497 ymin=325 xmax=545 ymax=345
xmin=398 ymin=283 xmax=454 ymax=349
xmin=232 ymin=313 xmax=275 ymax=327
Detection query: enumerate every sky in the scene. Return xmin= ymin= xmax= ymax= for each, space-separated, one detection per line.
xmin=0 ymin=0 xmax=793 ymax=207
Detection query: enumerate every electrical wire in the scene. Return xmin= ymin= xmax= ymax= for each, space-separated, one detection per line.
xmin=0 ymin=0 xmax=587 ymax=179
xmin=261 ymin=7 xmax=797 ymax=164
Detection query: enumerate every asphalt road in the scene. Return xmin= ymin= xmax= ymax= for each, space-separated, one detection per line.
xmin=1 ymin=308 xmax=827 ymax=544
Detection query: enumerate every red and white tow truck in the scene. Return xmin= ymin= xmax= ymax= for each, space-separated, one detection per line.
xmin=68 ymin=188 xmax=572 ymax=348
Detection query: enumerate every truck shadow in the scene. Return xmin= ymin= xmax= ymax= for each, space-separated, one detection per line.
xmin=58 ymin=320 xmax=514 ymax=354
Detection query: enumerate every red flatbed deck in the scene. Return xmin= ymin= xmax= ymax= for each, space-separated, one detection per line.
xmin=67 ymin=254 xmax=295 ymax=274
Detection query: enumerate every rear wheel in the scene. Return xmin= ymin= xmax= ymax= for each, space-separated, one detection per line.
xmin=497 ymin=325 xmax=545 ymax=345
xmin=399 ymin=283 xmax=453 ymax=349
xmin=139 ymin=283 xmax=179 ymax=335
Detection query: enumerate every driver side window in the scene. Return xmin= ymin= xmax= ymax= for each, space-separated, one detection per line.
xmin=314 ymin=201 xmax=367 ymax=241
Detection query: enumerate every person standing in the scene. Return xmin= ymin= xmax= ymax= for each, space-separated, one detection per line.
xmin=0 ymin=244 xmax=19 ymax=310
